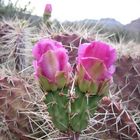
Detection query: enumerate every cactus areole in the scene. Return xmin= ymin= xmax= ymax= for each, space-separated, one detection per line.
xmin=32 ymin=38 xmax=116 ymax=138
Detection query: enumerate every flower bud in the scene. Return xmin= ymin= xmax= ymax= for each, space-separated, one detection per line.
xmin=44 ymin=4 xmax=52 ymax=15
xmin=43 ymin=4 xmax=52 ymax=22
xmin=76 ymin=41 xmax=116 ymax=94
xmin=32 ymin=39 xmax=72 ymax=91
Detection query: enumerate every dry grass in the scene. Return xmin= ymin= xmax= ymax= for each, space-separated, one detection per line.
xmin=112 ymin=41 xmax=140 ymax=59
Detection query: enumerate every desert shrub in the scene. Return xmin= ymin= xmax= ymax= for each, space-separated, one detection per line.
xmin=0 ymin=0 xmax=32 ymax=19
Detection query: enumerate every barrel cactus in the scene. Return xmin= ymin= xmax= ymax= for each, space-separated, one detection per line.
xmin=0 ymin=19 xmax=33 ymax=71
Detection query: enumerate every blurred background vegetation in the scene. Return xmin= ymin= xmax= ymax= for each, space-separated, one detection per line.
xmin=0 ymin=0 xmax=140 ymax=43
xmin=0 ymin=0 xmax=32 ymax=19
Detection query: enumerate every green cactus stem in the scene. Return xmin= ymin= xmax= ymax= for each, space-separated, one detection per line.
xmin=44 ymin=88 xmax=69 ymax=131
xmin=69 ymin=87 xmax=88 ymax=132
xmin=87 ymin=95 xmax=103 ymax=117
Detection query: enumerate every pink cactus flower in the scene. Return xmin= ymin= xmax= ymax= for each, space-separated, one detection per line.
xmin=32 ymin=39 xmax=71 ymax=91
xmin=44 ymin=4 xmax=52 ymax=15
xmin=77 ymin=41 xmax=116 ymax=93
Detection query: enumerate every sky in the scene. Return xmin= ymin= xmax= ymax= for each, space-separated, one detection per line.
xmin=8 ymin=0 xmax=140 ymax=24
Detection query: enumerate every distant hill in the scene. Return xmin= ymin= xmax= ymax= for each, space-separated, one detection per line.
xmin=63 ymin=18 xmax=123 ymax=28
xmin=98 ymin=18 xmax=123 ymax=28
xmin=62 ymin=18 xmax=140 ymax=42
xmin=125 ymin=18 xmax=140 ymax=32
xmin=63 ymin=18 xmax=140 ymax=34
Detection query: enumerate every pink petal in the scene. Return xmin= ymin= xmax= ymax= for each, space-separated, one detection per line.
xmin=78 ymin=41 xmax=116 ymax=68
xmin=81 ymin=57 xmax=107 ymax=81
xmin=32 ymin=39 xmax=63 ymax=60
xmin=65 ymin=62 xmax=72 ymax=74
xmin=44 ymin=4 xmax=52 ymax=14
xmin=32 ymin=43 xmax=42 ymax=60
xmin=33 ymin=60 xmax=40 ymax=79
xmin=77 ymin=43 xmax=89 ymax=62
xmin=55 ymin=48 xmax=72 ymax=80
xmin=38 ymin=50 xmax=59 ymax=82
xmin=55 ymin=48 xmax=68 ymax=71
xmin=105 ymin=65 xmax=116 ymax=79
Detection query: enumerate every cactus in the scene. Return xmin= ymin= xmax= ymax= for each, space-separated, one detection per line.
xmin=43 ymin=83 xmax=106 ymax=139
xmin=70 ymin=87 xmax=89 ymax=132
xmin=0 ymin=76 xmax=34 ymax=140
xmin=32 ymin=40 xmax=140 ymax=139
xmin=44 ymin=88 xmax=69 ymax=131
xmin=0 ymin=22 xmax=13 ymax=63
xmin=0 ymin=74 xmax=57 ymax=140
xmin=91 ymin=96 xmax=140 ymax=140
xmin=0 ymin=19 xmax=33 ymax=71
xmin=113 ymin=56 xmax=140 ymax=132
xmin=32 ymin=38 xmax=117 ymax=140
xmin=113 ymin=56 xmax=140 ymax=111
